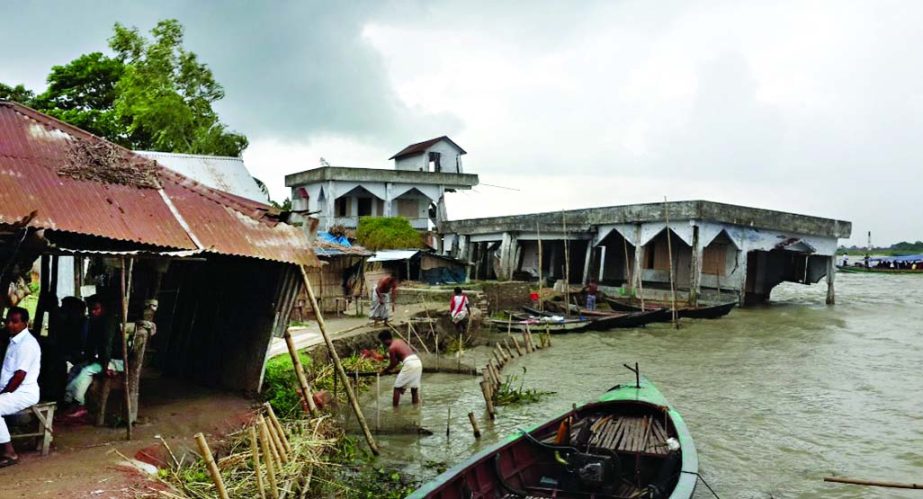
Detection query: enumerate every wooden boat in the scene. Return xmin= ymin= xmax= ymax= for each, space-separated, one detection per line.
xmin=488 ymin=317 xmax=592 ymax=334
xmin=601 ymin=297 xmax=736 ymax=320
xmin=535 ymin=303 xmax=671 ymax=330
xmin=408 ymin=370 xmax=698 ymax=498
xmin=837 ymin=265 xmax=923 ymax=274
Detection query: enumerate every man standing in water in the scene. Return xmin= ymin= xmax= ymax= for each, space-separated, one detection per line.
xmin=370 ymin=275 xmax=398 ymax=325
xmin=377 ymin=330 xmax=422 ymax=406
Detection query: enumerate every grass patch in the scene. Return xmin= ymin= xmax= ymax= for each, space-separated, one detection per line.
xmin=493 ymin=367 xmax=555 ymax=406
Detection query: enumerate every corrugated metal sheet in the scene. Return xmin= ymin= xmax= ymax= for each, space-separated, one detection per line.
xmin=135 ymin=150 xmax=269 ymax=203
xmin=0 ymin=101 xmax=318 ymax=267
xmin=368 ymin=249 xmax=420 ymax=262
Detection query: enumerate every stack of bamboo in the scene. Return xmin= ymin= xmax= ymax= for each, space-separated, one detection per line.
xmin=479 ymin=325 xmax=552 ymax=419
xmin=159 ymin=404 xmax=337 ymax=499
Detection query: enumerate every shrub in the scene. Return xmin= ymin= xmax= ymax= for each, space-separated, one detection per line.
xmin=356 ymin=217 xmax=422 ymax=250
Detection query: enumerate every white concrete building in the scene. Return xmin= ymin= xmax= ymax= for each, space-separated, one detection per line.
xmin=285 ymin=137 xmax=478 ymax=232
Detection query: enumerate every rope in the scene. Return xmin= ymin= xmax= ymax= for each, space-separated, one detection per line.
xmin=682 ymin=470 xmax=721 ymax=498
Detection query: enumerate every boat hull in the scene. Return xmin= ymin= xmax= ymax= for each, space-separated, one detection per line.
xmin=408 ymin=378 xmax=698 ymax=499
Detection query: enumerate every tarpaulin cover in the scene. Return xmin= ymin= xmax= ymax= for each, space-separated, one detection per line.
xmin=318 ymin=231 xmax=352 ymax=247
xmin=867 ymin=254 xmax=923 ymax=263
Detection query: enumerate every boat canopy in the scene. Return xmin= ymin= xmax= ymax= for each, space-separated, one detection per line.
xmin=866 ymin=254 xmax=923 ymax=263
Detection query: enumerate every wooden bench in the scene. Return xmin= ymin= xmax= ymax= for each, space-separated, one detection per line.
xmin=10 ymin=402 xmax=56 ymax=456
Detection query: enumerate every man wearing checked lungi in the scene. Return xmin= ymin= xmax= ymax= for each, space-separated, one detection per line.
xmin=377 ymin=330 xmax=422 ymax=406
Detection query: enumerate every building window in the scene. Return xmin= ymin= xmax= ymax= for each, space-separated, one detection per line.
xmin=335 ymin=197 xmax=349 ymax=217
xmin=428 ymin=152 xmax=442 ymax=172
xmin=397 ymin=198 xmax=418 ymax=218
xmin=357 ymin=197 xmax=372 ymax=217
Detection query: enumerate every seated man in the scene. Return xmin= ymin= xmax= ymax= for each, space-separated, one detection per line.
xmin=62 ymin=295 xmax=123 ymax=421
xmin=377 ymin=330 xmax=422 ymax=406
xmin=0 ymin=306 xmax=41 ymax=467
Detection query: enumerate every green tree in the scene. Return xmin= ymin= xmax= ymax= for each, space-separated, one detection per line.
xmin=1 ymin=19 xmax=246 ymax=157
xmin=356 ymin=217 xmax=423 ymax=250
xmin=32 ymin=52 xmax=125 ymax=141
xmin=109 ymin=19 xmax=247 ymax=155
xmin=0 ymin=83 xmax=35 ymax=104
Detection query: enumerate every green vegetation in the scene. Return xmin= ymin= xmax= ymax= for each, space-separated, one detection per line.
xmin=493 ymin=367 xmax=555 ymax=406
xmin=355 ymin=217 xmax=422 ymax=250
xmin=839 ymin=240 xmax=923 ymax=256
xmin=1 ymin=19 xmax=246 ymax=156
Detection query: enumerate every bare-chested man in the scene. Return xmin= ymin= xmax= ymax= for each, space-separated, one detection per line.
xmin=377 ymin=330 xmax=422 ymax=406
xmin=370 ymin=275 xmax=398 ymax=324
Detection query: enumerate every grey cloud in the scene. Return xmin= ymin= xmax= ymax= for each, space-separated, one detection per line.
xmin=0 ymin=1 xmax=462 ymax=143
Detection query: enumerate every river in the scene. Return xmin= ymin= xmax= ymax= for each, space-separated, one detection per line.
xmin=361 ymin=273 xmax=923 ymax=498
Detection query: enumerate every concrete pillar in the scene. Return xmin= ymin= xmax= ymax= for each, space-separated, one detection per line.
xmin=513 ymin=242 xmax=522 ymax=276
xmin=826 ymin=255 xmax=836 ymax=305
xmin=548 ymin=243 xmax=558 ymax=279
xmin=458 ymin=235 xmax=468 ymax=260
xmin=435 ymin=191 xmax=448 ymax=231
xmin=582 ymin=240 xmax=593 ymax=284
xmin=633 ymin=225 xmax=644 ymax=293
xmin=498 ymin=232 xmax=516 ymax=280
xmin=689 ymin=225 xmax=702 ymax=306
xmin=598 ymin=245 xmax=607 ymax=282
xmin=384 ymin=182 xmax=393 ymax=216
xmin=325 ymin=181 xmax=336 ymax=229
xmin=737 ymin=249 xmax=749 ymax=306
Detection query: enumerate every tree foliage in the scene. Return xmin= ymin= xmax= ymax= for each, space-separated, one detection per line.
xmin=1 ymin=19 xmax=246 ymax=156
xmin=355 ymin=217 xmax=423 ymax=250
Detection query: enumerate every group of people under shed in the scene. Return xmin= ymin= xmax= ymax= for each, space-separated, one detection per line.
xmin=0 ymin=294 xmax=125 ymax=467
xmin=369 ymin=274 xmax=472 ymax=407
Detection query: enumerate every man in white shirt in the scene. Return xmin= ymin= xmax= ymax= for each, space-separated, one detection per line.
xmin=1 ymin=306 xmax=41 ymax=467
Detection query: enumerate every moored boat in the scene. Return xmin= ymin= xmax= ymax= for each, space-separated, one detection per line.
xmin=601 ymin=297 xmax=736 ymax=320
xmin=488 ymin=316 xmax=592 ymax=334
xmin=523 ymin=304 xmax=671 ymax=330
xmin=408 ymin=372 xmax=698 ymax=498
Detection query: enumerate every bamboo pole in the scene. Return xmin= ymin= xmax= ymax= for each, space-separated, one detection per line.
xmin=376 ymin=373 xmax=381 ymax=431
xmin=119 ymin=257 xmax=133 ymax=440
xmin=263 ymin=403 xmax=292 ymax=454
xmin=299 ymin=266 xmax=380 ymax=455
xmin=537 ymin=221 xmax=544 ymax=312
xmin=263 ymin=414 xmax=289 ymax=464
xmin=824 ymin=476 xmax=923 ymax=489
xmin=511 ymin=335 xmax=524 ymax=356
xmin=562 ymin=211 xmax=571 ymax=317
xmin=249 ymin=426 xmax=266 ymax=499
xmin=283 ymin=331 xmax=318 ymax=417
xmin=194 ymin=433 xmax=229 ymax=499
xmin=467 ymin=412 xmax=481 ymax=438
xmin=258 ymin=419 xmax=280 ymax=498
xmin=663 ymin=198 xmax=678 ymax=329
xmin=407 ymin=321 xmax=430 ymax=353
xmin=260 ymin=415 xmax=283 ymax=465
xmin=479 ymin=380 xmax=495 ymax=419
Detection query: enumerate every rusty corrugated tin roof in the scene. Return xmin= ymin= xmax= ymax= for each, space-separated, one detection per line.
xmin=0 ymin=101 xmax=319 ymax=267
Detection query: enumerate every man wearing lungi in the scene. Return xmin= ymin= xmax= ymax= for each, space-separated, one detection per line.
xmin=0 ymin=307 xmax=41 ymax=468
xmin=377 ymin=330 xmax=421 ymax=406
xmin=369 ymin=275 xmax=398 ymax=325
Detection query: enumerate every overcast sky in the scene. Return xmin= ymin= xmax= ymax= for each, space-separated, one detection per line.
xmin=3 ymin=1 xmax=921 ymax=245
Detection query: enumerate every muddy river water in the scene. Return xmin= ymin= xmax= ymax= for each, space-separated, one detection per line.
xmin=357 ymin=273 xmax=923 ymax=498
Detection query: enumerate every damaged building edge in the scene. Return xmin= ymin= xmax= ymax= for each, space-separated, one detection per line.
xmin=438 ymin=200 xmax=853 ymax=306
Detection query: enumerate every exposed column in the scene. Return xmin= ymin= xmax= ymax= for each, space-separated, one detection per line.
xmin=598 ymin=245 xmax=607 ymax=281
xmin=737 ymin=249 xmax=749 ymax=306
xmin=633 ymin=225 xmax=644 ymax=292
xmin=689 ymin=225 xmax=702 ymax=306
xmin=498 ymin=232 xmax=514 ymax=281
xmin=826 ymin=255 xmax=836 ymax=305
xmin=384 ymin=182 xmax=393 ymax=216
xmin=435 ymin=190 xmax=448 ymax=230
xmin=325 ymin=180 xmax=336 ymax=229
xmin=582 ymin=240 xmax=593 ymax=284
